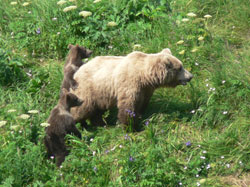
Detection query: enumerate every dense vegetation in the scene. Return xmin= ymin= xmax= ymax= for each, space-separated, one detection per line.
xmin=0 ymin=0 xmax=249 ymax=186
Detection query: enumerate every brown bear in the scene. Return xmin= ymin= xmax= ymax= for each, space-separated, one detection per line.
xmin=60 ymin=44 xmax=92 ymax=97
xmin=44 ymin=88 xmax=83 ymax=166
xmin=70 ymin=48 xmax=193 ymax=130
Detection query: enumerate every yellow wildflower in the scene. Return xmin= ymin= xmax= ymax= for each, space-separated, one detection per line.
xmin=133 ymin=44 xmax=141 ymax=50
xmin=7 ymin=109 xmax=16 ymax=113
xmin=198 ymin=36 xmax=204 ymax=41
xmin=187 ymin=12 xmax=196 ymax=17
xmin=93 ymin=0 xmax=101 ymax=3
xmin=41 ymin=122 xmax=50 ymax=127
xmin=79 ymin=11 xmax=92 ymax=18
xmin=22 ymin=2 xmax=30 ymax=6
xmin=10 ymin=2 xmax=17 ymax=5
xmin=28 ymin=110 xmax=39 ymax=114
xmin=182 ymin=18 xmax=189 ymax=22
xmin=179 ymin=50 xmax=185 ymax=55
xmin=191 ymin=48 xmax=198 ymax=53
xmin=204 ymin=15 xmax=212 ymax=18
xmin=176 ymin=40 xmax=184 ymax=45
xmin=57 ymin=0 xmax=67 ymax=5
xmin=107 ymin=21 xmax=118 ymax=27
xmin=63 ymin=6 xmax=77 ymax=12
xmin=0 ymin=121 xmax=7 ymax=127
xmin=19 ymin=114 xmax=30 ymax=119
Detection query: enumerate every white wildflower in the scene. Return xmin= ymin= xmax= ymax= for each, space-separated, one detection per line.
xmin=195 ymin=62 xmax=199 ymax=66
xmin=206 ymin=164 xmax=211 ymax=169
xmin=196 ymin=174 xmax=199 ymax=177
xmin=60 ymin=165 xmax=63 ymax=169
xmin=204 ymin=15 xmax=212 ymax=19
xmin=52 ymin=17 xmax=57 ymax=21
xmin=107 ymin=21 xmax=118 ymax=27
xmin=93 ymin=0 xmax=101 ymax=3
xmin=198 ymin=36 xmax=204 ymax=41
xmin=22 ymin=2 xmax=30 ymax=6
xmin=63 ymin=6 xmax=77 ymax=12
xmin=179 ymin=182 xmax=182 ymax=185
xmin=191 ymin=110 xmax=195 ymax=114
xmin=40 ymin=122 xmax=50 ymax=127
xmin=28 ymin=110 xmax=39 ymax=114
xmin=108 ymin=45 xmax=113 ymax=49
xmin=184 ymin=166 xmax=187 ymax=170
xmin=50 ymin=156 xmax=54 ymax=159
xmin=239 ymin=161 xmax=243 ymax=165
xmin=57 ymin=0 xmax=67 ymax=5
xmin=182 ymin=18 xmax=189 ymax=22
xmin=79 ymin=11 xmax=92 ymax=18
xmin=119 ymin=145 xmax=123 ymax=148
xmin=197 ymin=182 xmax=201 ymax=186
xmin=187 ymin=12 xmax=196 ymax=17
xmin=28 ymin=11 xmax=32 ymax=14
xmin=200 ymin=156 xmax=206 ymax=159
xmin=222 ymin=80 xmax=226 ymax=84
xmin=60 ymin=173 xmax=63 ymax=176
xmin=222 ymin=111 xmax=228 ymax=115
xmin=11 ymin=2 xmax=17 ymax=5
xmin=19 ymin=130 xmax=22 ymax=133
xmin=69 ymin=0 xmax=76 ymax=1
xmin=93 ymin=151 xmax=96 ymax=156
xmin=90 ymin=138 xmax=94 ymax=142
xmin=19 ymin=114 xmax=30 ymax=119
xmin=179 ymin=50 xmax=185 ymax=55
xmin=226 ymin=163 xmax=230 ymax=168
xmin=0 ymin=121 xmax=7 ymax=127
xmin=202 ymin=150 xmax=207 ymax=154
xmin=176 ymin=40 xmax=184 ymax=45
xmin=221 ymin=156 xmax=224 ymax=159
xmin=57 ymin=32 xmax=61 ymax=35
xmin=7 ymin=109 xmax=16 ymax=113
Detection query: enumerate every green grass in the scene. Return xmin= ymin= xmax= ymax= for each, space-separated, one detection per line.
xmin=0 ymin=0 xmax=249 ymax=186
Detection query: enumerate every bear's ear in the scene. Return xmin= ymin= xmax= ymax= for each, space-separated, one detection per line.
xmin=161 ymin=48 xmax=172 ymax=55
xmin=68 ymin=44 xmax=74 ymax=49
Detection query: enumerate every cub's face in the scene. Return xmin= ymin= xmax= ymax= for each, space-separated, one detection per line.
xmin=66 ymin=93 xmax=84 ymax=108
xmin=77 ymin=46 xmax=92 ymax=59
xmin=68 ymin=44 xmax=92 ymax=59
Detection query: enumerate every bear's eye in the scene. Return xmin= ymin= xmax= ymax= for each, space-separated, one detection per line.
xmin=178 ymin=67 xmax=182 ymax=72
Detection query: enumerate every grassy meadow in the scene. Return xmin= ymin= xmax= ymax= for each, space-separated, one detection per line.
xmin=0 ymin=0 xmax=249 ymax=186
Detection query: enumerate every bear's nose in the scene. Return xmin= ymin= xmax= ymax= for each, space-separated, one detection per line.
xmin=187 ymin=73 xmax=193 ymax=82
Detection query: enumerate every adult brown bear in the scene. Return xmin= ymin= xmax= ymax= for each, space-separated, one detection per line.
xmin=71 ymin=48 xmax=193 ymax=130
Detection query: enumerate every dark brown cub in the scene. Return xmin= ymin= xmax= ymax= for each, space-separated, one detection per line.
xmin=44 ymin=88 xmax=83 ymax=166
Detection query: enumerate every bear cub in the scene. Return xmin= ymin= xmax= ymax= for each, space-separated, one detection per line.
xmin=44 ymin=88 xmax=83 ymax=166
xmin=60 ymin=44 xmax=92 ymax=97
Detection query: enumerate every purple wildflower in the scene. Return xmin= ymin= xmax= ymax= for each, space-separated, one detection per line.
xmin=105 ymin=150 xmax=110 ymax=154
xmin=129 ymin=156 xmax=134 ymax=162
xmin=124 ymin=134 xmax=130 ymax=140
xmin=93 ymin=166 xmax=97 ymax=172
xmin=36 ymin=28 xmax=41 ymax=34
xmin=186 ymin=141 xmax=192 ymax=147
xmin=145 ymin=120 xmax=149 ymax=126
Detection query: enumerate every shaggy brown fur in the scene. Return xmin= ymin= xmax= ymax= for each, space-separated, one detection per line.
xmin=44 ymin=89 xmax=83 ymax=166
xmin=71 ymin=48 xmax=193 ymax=131
xmin=60 ymin=44 xmax=92 ymax=97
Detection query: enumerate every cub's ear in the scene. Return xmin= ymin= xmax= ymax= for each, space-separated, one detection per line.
xmin=62 ymin=88 xmax=68 ymax=95
xmin=68 ymin=44 xmax=74 ymax=49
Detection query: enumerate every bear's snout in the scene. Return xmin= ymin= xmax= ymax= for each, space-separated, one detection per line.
xmin=178 ymin=69 xmax=193 ymax=85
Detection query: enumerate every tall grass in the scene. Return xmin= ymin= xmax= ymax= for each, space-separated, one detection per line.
xmin=0 ymin=0 xmax=249 ymax=186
